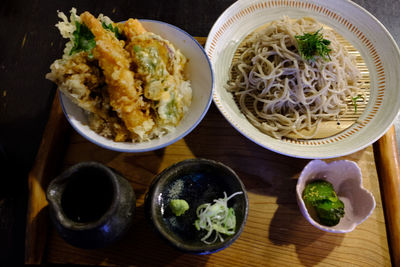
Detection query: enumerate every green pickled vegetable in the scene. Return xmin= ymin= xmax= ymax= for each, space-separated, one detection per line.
xmin=302 ymin=180 xmax=345 ymax=226
xmin=315 ymin=198 xmax=345 ymax=226
xmin=170 ymin=199 xmax=189 ymax=216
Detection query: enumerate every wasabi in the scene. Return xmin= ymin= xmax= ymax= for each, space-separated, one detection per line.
xmin=302 ymin=180 xmax=345 ymax=226
xmin=170 ymin=199 xmax=189 ymax=216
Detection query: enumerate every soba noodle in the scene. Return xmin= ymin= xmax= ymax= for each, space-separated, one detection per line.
xmin=226 ymin=17 xmax=363 ymax=139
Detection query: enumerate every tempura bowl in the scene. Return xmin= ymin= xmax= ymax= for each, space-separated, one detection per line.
xmin=205 ymin=0 xmax=400 ymax=159
xmin=60 ymin=20 xmax=213 ymax=152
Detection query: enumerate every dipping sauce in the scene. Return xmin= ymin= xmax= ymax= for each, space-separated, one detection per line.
xmin=61 ymin=167 xmax=114 ymax=223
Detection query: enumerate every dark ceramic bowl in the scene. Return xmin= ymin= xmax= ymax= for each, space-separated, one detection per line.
xmin=145 ymin=158 xmax=248 ymax=254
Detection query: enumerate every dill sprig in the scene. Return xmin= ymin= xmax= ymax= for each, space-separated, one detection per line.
xmin=295 ymin=29 xmax=332 ymax=61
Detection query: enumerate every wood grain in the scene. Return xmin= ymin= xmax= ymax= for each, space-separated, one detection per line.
xmin=375 ymin=125 xmax=400 ymax=267
xmin=44 ymin=104 xmax=391 ymax=266
xmin=24 ymin=92 xmax=70 ymax=264
xmin=25 ymin=37 xmax=394 ymax=266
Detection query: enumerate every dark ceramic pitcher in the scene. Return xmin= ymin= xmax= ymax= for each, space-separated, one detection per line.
xmin=46 ymin=161 xmax=135 ymax=249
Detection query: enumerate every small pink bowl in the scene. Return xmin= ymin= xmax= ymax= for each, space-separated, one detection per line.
xmin=296 ymin=159 xmax=376 ymax=233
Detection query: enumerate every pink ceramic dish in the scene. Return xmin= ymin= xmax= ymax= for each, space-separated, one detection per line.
xmin=296 ymin=159 xmax=376 ymax=233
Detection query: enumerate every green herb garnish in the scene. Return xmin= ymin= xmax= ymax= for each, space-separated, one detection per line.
xmin=70 ymin=21 xmax=96 ymax=58
xmin=102 ymin=22 xmax=121 ymax=39
xmin=295 ymin=29 xmax=332 ymax=61
xmin=352 ymin=95 xmax=364 ymax=113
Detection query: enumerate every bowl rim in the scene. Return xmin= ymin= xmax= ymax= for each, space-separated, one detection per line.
xmin=59 ymin=19 xmax=214 ymax=153
xmin=145 ymin=158 xmax=249 ymax=254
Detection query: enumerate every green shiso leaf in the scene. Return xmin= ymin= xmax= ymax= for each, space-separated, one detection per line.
xmin=69 ymin=21 xmax=96 ymax=58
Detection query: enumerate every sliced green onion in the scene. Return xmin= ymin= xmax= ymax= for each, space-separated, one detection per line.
xmin=194 ymin=191 xmax=243 ymax=244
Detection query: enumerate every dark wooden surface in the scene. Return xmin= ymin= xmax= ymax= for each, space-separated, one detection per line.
xmin=0 ymin=0 xmax=399 ymax=265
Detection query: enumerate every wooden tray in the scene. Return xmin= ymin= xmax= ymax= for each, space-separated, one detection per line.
xmin=25 ymin=38 xmax=400 ymax=266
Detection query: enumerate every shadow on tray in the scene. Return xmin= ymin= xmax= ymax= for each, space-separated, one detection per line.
xmin=46 ymin=205 xmax=209 ymax=266
xmin=184 ymin=107 xmax=349 ymax=266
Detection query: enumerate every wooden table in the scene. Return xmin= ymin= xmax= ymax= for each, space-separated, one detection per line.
xmin=25 ymin=87 xmax=398 ymax=266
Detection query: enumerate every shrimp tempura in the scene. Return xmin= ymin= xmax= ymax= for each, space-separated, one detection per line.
xmin=123 ymin=18 xmax=147 ymax=40
xmin=80 ymin=12 xmax=154 ymax=139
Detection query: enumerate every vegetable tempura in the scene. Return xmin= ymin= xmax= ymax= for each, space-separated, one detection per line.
xmin=46 ymin=8 xmax=191 ymax=142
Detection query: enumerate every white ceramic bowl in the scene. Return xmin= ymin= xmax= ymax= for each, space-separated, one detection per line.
xmin=60 ymin=20 xmax=213 ymax=152
xmin=205 ymin=0 xmax=400 ymax=159
xmin=296 ymin=160 xmax=375 ymax=233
